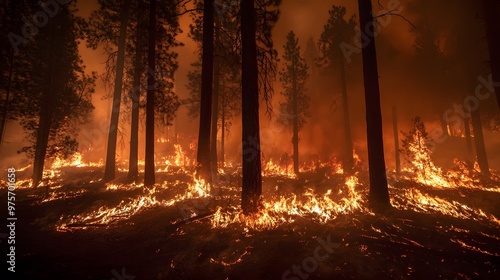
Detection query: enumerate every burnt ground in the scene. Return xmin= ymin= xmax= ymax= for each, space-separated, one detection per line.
xmin=1 ymin=166 xmax=499 ymax=280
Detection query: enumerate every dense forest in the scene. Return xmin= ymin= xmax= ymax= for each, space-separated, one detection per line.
xmin=1 ymin=0 xmax=499 ymax=279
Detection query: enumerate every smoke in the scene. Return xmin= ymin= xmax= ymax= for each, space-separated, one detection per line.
xmin=2 ymin=0 xmax=499 ymax=173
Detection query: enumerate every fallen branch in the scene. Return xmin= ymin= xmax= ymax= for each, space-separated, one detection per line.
xmin=166 ymin=211 xmax=216 ymax=233
xmin=64 ymin=223 xmax=108 ymax=228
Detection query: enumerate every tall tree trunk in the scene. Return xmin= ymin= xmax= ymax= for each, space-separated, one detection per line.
xmin=32 ymin=96 xmax=53 ymax=188
xmin=292 ymin=56 xmax=299 ymax=175
xmin=210 ymin=20 xmax=221 ymax=177
xmin=358 ymin=0 xmax=390 ymax=210
xmin=471 ymin=108 xmax=490 ymax=176
xmin=463 ymin=116 xmax=473 ymax=163
xmin=0 ymin=51 xmax=14 ymax=149
xmin=103 ymin=0 xmax=131 ymax=181
xmin=482 ymin=0 xmax=500 ymax=109
xmin=340 ymin=57 xmax=354 ymax=173
xmin=240 ymin=0 xmax=262 ymax=214
xmin=196 ymin=0 xmax=214 ymax=182
xmin=221 ymin=100 xmax=225 ymax=166
xmin=127 ymin=0 xmax=143 ymax=183
xmin=33 ymin=23 xmax=57 ymax=189
xmin=392 ymin=106 xmax=400 ymax=175
xmin=144 ymin=0 xmax=156 ymax=187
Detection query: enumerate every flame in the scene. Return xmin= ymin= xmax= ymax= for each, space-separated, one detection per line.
xmin=56 ymin=175 xmax=211 ymax=231
xmin=450 ymin=239 xmax=500 ymax=256
xmin=211 ymin=176 xmax=365 ymax=230
xmin=51 ymin=152 xmax=103 ymax=169
xmin=262 ymin=158 xmax=296 ymax=178
xmin=391 ymin=187 xmax=500 ymax=226
xmin=210 ymin=249 xmax=251 ymax=266
xmin=399 ymin=130 xmax=499 ymax=192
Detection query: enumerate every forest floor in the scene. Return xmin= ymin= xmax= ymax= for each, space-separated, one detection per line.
xmin=1 ymin=165 xmax=499 ymax=280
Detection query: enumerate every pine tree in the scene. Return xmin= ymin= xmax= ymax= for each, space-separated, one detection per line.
xmin=102 ymin=0 xmax=131 ymax=181
xmin=278 ymin=31 xmax=310 ymax=175
xmin=318 ymin=5 xmax=357 ymax=173
xmin=85 ymin=0 xmax=181 ymax=183
xmin=196 ymin=0 xmax=215 ymax=182
xmin=5 ymin=1 xmax=95 ymax=187
xmin=240 ymin=0 xmax=262 ymax=213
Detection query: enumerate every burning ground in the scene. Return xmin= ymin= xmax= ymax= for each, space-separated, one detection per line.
xmin=1 ymin=144 xmax=499 ymax=280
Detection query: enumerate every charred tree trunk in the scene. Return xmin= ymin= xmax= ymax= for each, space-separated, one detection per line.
xmin=221 ymin=100 xmax=225 ymax=166
xmin=144 ymin=0 xmax=157 ymax=187
xmin=240 ymin=0 xmax=262 ymax=214
xmin=0 ymin=51 xmax=14 ymax=148
xmin=127 ymin=0 xmax=143 ymax=183
xmin=340 ymin=57 xmax=354 ymax=173
xmin=32 ymin=95 xmax=53 ymax=188
xmin=33 ymin=25 xmax=57 ymax=189
xmin=470 ymin=109 xmax=490 ymax=176
xmin=463 ymin=116 xmax=473 ymax=163
xmin=482 ymin=0 xmax=500 ymax=109
xmin=196 ymin=0 xmax=214 ymax=182
xmin=358 ymin=0 xmax=391 ymax=211
xmin=103 ymin=0 xmax=130 ymax=181
xmin=291 ymin=57 xmax=299 ymax=175
xmin=392 ymin=106 xmax=400 ymax=175
xmin=210 ymin=20 xmax=221 ymax=177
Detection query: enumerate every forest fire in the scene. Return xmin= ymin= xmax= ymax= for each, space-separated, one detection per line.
xmin=51 ymin=152 xmax=104 ymax=169
xmin=211 ymin=175 xmax=365 ymax=230
xmin=1 ymin=0 xmax=500 ymax=278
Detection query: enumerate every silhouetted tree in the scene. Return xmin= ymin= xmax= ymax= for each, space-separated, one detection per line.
xmin=278 ymin=31 xmax=310 ymax=175
xmin=96 ymin=0 xmax=131 ymax=181
xmin=196 ymin=0 xmax=215 ymax=182
xmin=240 ymin=0 xmax=262 ymax=213
xmin=455 ymin=0 xmax=491 ymax=177
xmin=86 ymin=0 xmax=181 ymax=182
xmin=5 ymin=1 xmax=95 ymax=187
xmin=357 ymin=0 xmax=391 ymax=210
xmin=127 ymin=0 xmax=144 ymax=182
xmin=144 ymin=0 xmax=157 ymax=186
xmin=318 ymin=5 xmax=356 ymax=173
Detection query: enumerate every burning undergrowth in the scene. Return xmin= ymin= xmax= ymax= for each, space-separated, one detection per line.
xmin=8 ymin=148 xmax=498 ymax=234
xmin=5 ymin=143 xmax=500 ymax=279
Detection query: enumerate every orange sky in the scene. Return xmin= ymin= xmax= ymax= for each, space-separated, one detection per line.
xmin=1 ymin=0 xmax=499 ymax=171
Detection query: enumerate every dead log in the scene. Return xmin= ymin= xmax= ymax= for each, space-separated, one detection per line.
xmin=165 ymin=211 xmax=215 ymax=233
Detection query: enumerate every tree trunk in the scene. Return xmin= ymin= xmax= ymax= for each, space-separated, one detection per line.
xmin=221 ymin=100 xmax=225 ymax=166
xmin=32 ymin=96 xmax=53 ymax=188
xmin=470 ymin=108 xmax=490 ymax=176
xmin=240 ymin=0 xmax=262 ymax=214
xmin=291 ymin=56 xmax=299 ymax=175
xmin=196 ymin=0 xmax=214 ymax=182
xmin=482 ymin=0 xmax=500 ymax=109
xmin=103 ymin=0 xmax=131 ymax=181
xmin=144 ymin=0 xmax=156 ymax=187
xmin=392 ymin=106 xmax=400 ymax=175
xmin=463 ymin=116 xmax=473 ymax=163
xmin=210 ymin=19 xmax=221 ymax=177
xmin=340 ymin=57 xmax=354 ymax=173
xmin=358 ymin=0 xmax=391 ymax=210
xmin=33 ymin=21 xmax=57 ymax=189
xmin=127 ymin=0 xmax=143 ymax=183
xmin=0 ymin=51 xmax=14 ymax=149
